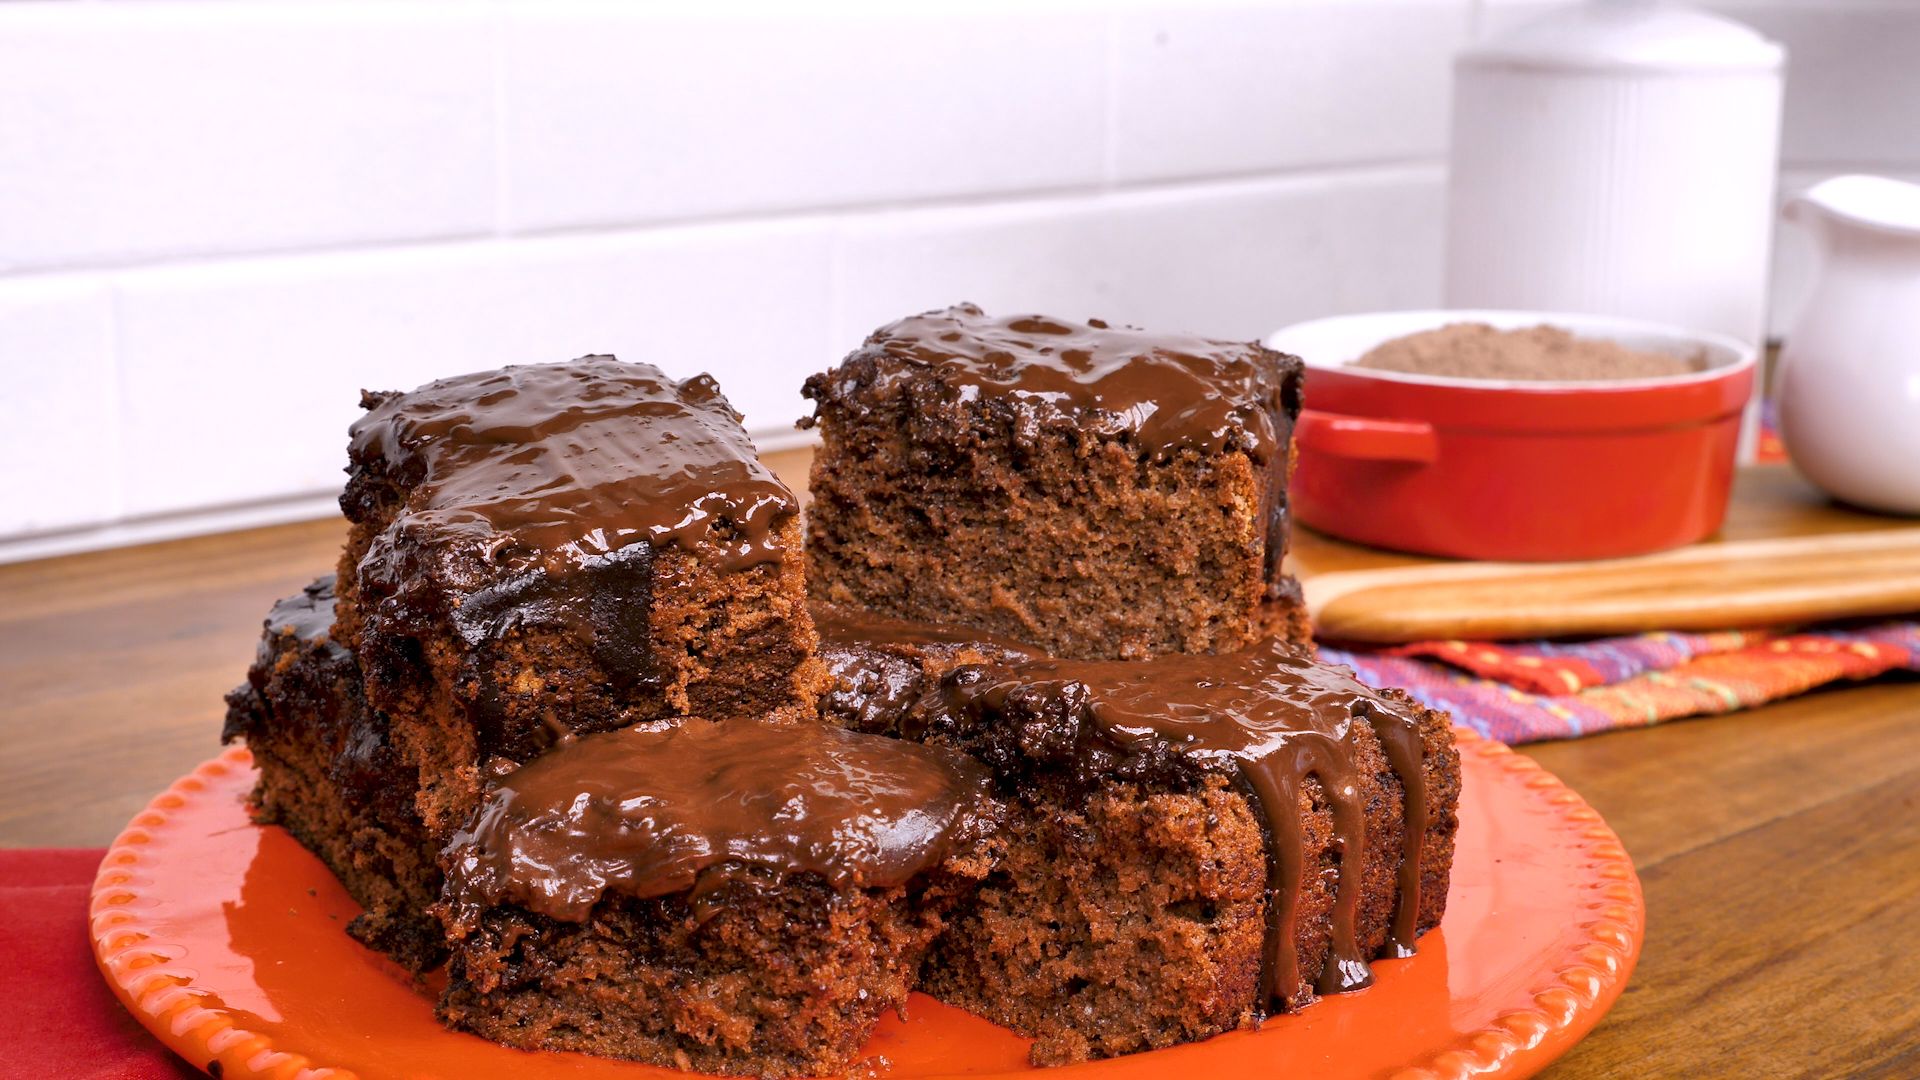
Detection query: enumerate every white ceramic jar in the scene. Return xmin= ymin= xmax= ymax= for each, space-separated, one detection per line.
xmin=1445 ymin=0 xmax=1785 ymax=352
xmin=1777 ymin=175 xmax=1920 ymax=516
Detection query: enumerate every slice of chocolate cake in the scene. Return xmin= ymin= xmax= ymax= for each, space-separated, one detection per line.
xmin=904 ymin=638 xmax=1460 ymax=1064
xmin=800 ymin=304 xmax=1310 ymax=661
xmin=812 ymin=601 xmax=1042 ymax=734
xmin=436 ymin=717 xmax=1001 ymax=1078
xmin=222 ymin=575 xmax=444 ymax=970
xmin=334 ymin=358 xmax=829 ymax=834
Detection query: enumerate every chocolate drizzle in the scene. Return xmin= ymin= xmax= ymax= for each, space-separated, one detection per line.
xmin=352 ymin=358 xmax=795 ymax=579
xmin=813 ymin=305 xmax=1304 ymax=600
xmin=441 ymin=718 xmax=996 ymax=924
xmin=813 ymin=603 xmax=1045 ymax=735
xmin=1372 ymin=712 xmax=1429 ymax=959
xmin=846 ymin=304 xmax=1300 ymax=465
xmin=913 ymin=638 xmax=1430 ymax=1009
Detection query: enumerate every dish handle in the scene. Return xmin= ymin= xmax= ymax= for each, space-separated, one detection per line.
xmin=1296 ymin=410 xmax=1439 ymax=463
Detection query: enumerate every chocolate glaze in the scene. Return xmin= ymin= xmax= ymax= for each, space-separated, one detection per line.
xmin=909 ymin=637 xmax=1430 ymax=1010
xmin=804 ymin=305 xmax=1304 ymax=598
xmin=222 ymin=575 xmax=425 ymax=851
xmin=223 ymin=576 xmax=352 ymax=750
xmin=441 ymin=718 xmax=997 ymax=925
xmin=351 ymin=358 xmax=795 ymax=579
xmin=264 ymin=575 xmax=342 ymax=650
xmin=812 ymin=603 xmax=1043 ymax=734
xmin=343 ymin=360 xmax=799 ymax=749
xmin=841 ymin=304 xmax=1298 ymax=462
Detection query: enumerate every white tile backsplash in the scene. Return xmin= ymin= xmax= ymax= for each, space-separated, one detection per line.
xmin=0 ymin=278 xmax=119 ymax=537
xmin=497 ymin=1 xmax=1108 ymax=232
xmin=0 ymin=2 xmax=495 ymax=273
xmin=831 ymin=166 xmax=1445 ymax=354
xmin=1708 ymin=1 xmax=1920 ymax=169
xmin=1111 ymin=1 xmax=1468 ymax=182
xmin=115 ymin=245 xmax=505 ymax=516
xmin=0 ymin=0 xmax=1909 ymax=559
xmin=113 ymin=223 xmax=835 ymax=516
xmin=454 ymin=223 xmax=838 ymax=437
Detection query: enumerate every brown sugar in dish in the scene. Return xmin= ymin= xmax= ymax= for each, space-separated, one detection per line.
xmin=801 ymin=303 xmax=1312 ymax=662
xmin=1352 ymin=322 xmax=1701 ymax=381
xmin=333 ymin=357 xmax=830 ymax=836
xmin=904 ymin=638 xmax=1460 ymax=1065
xmin=435 ymin=717 xmax=1003 ymax=1078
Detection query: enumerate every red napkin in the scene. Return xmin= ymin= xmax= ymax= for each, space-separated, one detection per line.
xmin=0 ymin=848 xmax=200 ymax=1079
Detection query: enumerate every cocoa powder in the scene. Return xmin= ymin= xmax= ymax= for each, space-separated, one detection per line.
xmin=1352 ymin=322 xmax=1699 ymax=381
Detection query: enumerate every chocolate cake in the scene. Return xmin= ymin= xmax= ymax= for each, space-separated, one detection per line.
xmin=215 ymin=343 xmax=1460 ymax=1074
xmin=800 ymin=304 xmax=1310 ymax=661
xmin=436 ymin=717 xmax=1002 ymax=1078
xmin=334 ymin=358 xmax=829 ymax=834
xmin=222 ymin=576 xmax=444 ymax=969
xmin=904 ymin=637 xmax=1460 ymax=1064
xmin=812 ymin=601 xmax=1041 ymax=734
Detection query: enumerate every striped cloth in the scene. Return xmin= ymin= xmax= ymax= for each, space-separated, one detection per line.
xmin=1320 ymin=620 xmax=1920 ymax=745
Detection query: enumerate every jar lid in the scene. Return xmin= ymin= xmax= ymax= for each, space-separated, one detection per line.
xmin=1460 ymin=1 xmax=1784 ymax=75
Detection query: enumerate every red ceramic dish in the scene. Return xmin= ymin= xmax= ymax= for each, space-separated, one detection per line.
xmin=1269 ymin=310 xmax=1759 ymax=561
xmin=89 ymin=730 xmax=1643 ymax=1080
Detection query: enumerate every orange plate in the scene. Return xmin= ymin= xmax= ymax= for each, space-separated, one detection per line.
xmin=90 ymin=729 xmax=1643 ymax=1080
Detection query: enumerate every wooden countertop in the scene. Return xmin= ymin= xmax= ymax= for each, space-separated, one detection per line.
xmin=2 ymin=452 xmax=1916 ymax=1078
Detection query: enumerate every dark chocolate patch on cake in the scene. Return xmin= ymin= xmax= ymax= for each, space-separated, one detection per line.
xmin=813 ymin=603 xmax=1042 ymax=734
xmin=910 ymin=638 xmax=1431 ymax=1009
xmin=442 ymin=718 xmax=998 ymax=924
xmin=265 ymin=575 xmax=342 ymax=648
xmin=350 ymin=358 xmax=795 ymax=591
xmin=824 ymin=303 xmax=1295 ymax=463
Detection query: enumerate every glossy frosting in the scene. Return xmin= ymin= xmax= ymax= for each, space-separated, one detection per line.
xmin=914 ymin=638 xmax=1431 ymax=1009
xmin=352 ymin=358 xmax=794 ymax=577
xmin=264 ymin=575 xmax=341 ymax=650
xmin=850 ymin=304 xmax=1300 ymax=464
xmin=816 ymin=305 xmax=1303 ymax=593
xmin=441 ymin=718 xmax=996 ymax=924
xmin=812 ymin=603 xmax=1044 ymax=734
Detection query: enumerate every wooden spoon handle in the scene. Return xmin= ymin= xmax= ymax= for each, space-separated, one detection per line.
xmin=1304 ymin=528 xmax=1920 ymax=642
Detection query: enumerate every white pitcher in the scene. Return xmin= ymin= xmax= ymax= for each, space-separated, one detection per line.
xmin=1777 ymin=175 xmax=1920 ymax=516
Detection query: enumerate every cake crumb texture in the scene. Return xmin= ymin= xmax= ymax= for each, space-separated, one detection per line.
xmin=802 ymin=304 xmax=1309 ymax=661
xmin=222 ymin=575 xmax=446 ymax=970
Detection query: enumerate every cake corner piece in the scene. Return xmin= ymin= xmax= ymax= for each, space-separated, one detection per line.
xmin=801 ymin=303 xmax=1309 ymax=661
xmin=432 ymin=717 xmax=1004 ymax=1078
xmin=330 ymin=356 xmax=830 ymax=833
xmin=221 ymin=574 xmax=446 ymax=971
xmin=901 ymin=637 xmax=1460 ymax=1065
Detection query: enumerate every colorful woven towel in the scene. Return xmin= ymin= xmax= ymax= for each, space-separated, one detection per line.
xmin=1320 ymin=619 xmax=1920 ymax=745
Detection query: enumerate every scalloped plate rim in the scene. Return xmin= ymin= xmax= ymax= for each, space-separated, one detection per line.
xmin=89 ymin=726 xmax=1643 ymax=1080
